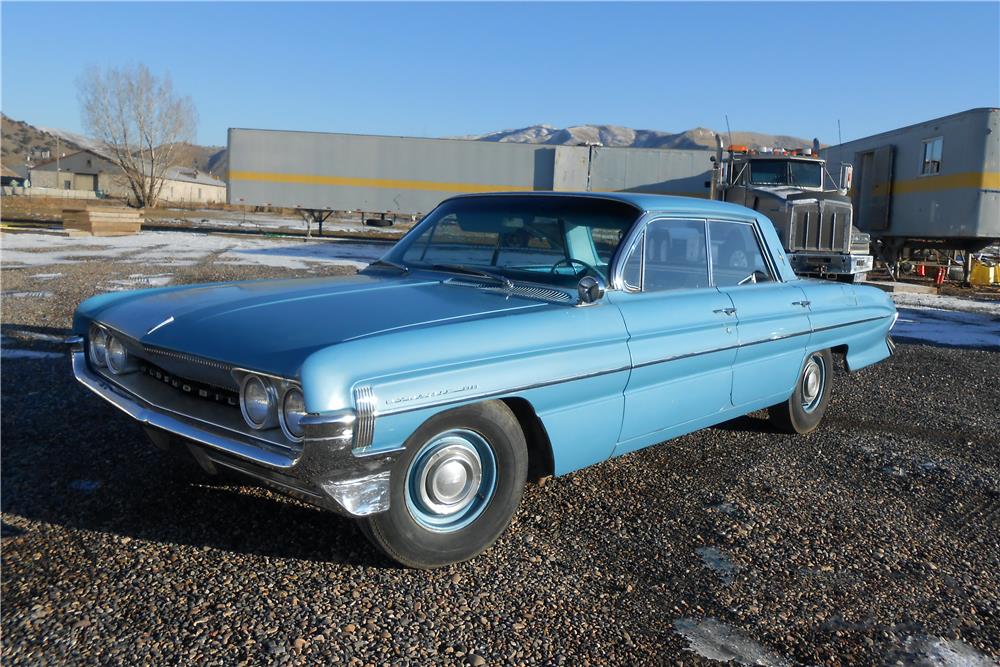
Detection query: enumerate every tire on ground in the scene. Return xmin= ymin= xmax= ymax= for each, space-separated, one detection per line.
xmin=769 ymin=348 xmax=834 ymax=435
xmin=359 ymin=400 xmax=528 ymax=569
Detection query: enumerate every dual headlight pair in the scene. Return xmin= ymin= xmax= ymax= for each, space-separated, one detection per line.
xmin=88 ymin=323 xmax=135 ymax=376
xmin=240 ymin=374 xmax=307 ymax=443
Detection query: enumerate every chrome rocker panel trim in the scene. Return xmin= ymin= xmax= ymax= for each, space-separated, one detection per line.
xmin=71 ymin=349 xmax=399 ymax=517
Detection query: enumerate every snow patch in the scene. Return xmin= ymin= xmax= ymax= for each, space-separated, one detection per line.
xmin=2 ymin=291 xmax=53 ymax=298
xmin=892 ymin=292 xmax=1000 ymax=315
xmin=892 ymin=307 xmax=1000 ymax=349
xmin=674 ymin=618 xmax=792 ymax=666
xmin=896 ymin=635 xmax=997 ymax=666
xmin=106 ymin=274 xmax=174 ymax=290
xmin=13 ymin=331 xmax=66 ymax=343
xmin=1 ymin=231 xmax=384 ymax=271
xmin=697 ymin=547 xmax=736 ymax=584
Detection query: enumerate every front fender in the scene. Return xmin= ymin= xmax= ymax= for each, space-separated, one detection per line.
xmin=299 ymin=301 xmax=632 ymax=458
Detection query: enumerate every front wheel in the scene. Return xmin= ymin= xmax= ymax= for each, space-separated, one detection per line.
xmin=769 ymin=349 xmax=834 ymax=434
xmin=359 ymin=401 xmax=528 ymax=568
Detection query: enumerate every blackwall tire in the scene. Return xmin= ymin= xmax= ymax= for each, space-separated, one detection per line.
xmin=359 ymin=401 xmax=528 ymax=569
xmin=769 ymin=349 xmax=834 ymax=435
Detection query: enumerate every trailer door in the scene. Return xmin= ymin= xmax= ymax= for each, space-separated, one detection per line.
xmin=553 ymin=146 xmax=591 ymax=191
xmin=854 ymin=145 xmax=894 ymax=231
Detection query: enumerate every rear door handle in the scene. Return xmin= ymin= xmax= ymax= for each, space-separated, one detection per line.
xmin=713 ymin=307 xmax=737 ymax=316
xmin=792 ymin=300 xmax=811 ymax=308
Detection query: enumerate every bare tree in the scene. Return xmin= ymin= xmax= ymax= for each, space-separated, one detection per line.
xmin=78 ymin=64 xmax=197 ymax=208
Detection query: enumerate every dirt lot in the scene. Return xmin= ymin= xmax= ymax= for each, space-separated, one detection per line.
xmin=2 ymin=230 xmax=999 ymax=665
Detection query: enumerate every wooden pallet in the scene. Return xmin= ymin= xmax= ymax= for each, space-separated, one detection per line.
xmin=62 ymin=207 xmax=143 ymax=236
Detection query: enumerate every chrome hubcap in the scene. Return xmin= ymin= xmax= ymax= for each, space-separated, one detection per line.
xmin=405 ymin=429 xmax=497 ymax=532
xmin=801 ymin=354 xmax=826 ymax=413
xmin=417 ymin=443 xmax=482 ymax=515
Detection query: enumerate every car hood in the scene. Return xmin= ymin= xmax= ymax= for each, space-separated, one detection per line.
xmin=78 ymin=273 xmax=557 ymax=377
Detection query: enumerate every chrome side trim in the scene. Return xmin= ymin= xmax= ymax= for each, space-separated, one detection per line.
xmin=375 ymin=314 xmax=893 ymax=417
xmin=354 ymin=385 xmax=378 ymax=450
xmin=378 ymin=364 xmax=632 ymax=417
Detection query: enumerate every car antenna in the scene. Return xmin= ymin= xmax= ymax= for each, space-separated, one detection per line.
xmin=724 ymin=114 xmax=734 ymax=149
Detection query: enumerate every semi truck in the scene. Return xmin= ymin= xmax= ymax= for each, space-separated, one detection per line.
xmin=709 ymin=137 xmax=874 ymax=281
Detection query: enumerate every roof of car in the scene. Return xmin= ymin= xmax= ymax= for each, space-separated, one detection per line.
xmin=448 ymin=191 xmax=759 ymax=219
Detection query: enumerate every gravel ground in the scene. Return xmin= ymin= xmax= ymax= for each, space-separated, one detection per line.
xmin=2 ymin=232 xmax=999 ymax=666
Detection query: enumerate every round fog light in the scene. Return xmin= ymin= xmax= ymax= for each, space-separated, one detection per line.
xmin=241 ymin=375 xmax=275 ymax=429
xmin=88 ymin=324 xmax=109 ymax=367
xmin=106 ymin=336 xmax=129 ymax=374
xmin=280 ymin=387 xmax=306 ymax=441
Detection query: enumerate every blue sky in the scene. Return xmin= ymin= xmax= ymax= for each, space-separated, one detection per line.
xmin=2 ymin=2 xmax=998 ymax=146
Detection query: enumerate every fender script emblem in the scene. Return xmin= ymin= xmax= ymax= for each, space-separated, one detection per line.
xmin=384 ymin=384 xmax=478 ymax=406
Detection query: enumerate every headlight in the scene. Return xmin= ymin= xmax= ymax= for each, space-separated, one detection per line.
xmin=88 ymin=323 xmax=109 ymax=368
xmin=279 ymin=387 xmax=306 ymax=442
xmin=240 ymin=375 xmax=276 ymax=429
xmin=106 ymin=336 xmax=130 ymax=375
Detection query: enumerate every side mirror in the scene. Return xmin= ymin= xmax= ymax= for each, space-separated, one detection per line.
xmin=839 ymin=163 xmax=854 ymax=193
xmin=577 ymin=275 xmax=606 ymax=305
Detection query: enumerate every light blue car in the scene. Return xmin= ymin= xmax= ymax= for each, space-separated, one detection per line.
xmin=70 ymin=193 xmax=897 ymax=568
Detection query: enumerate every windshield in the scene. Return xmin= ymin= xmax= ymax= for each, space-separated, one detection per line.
xmin=748 ymin=159 xmax=823 ymax=188
xmin=385 ymin=195 xmax=640 ymax=284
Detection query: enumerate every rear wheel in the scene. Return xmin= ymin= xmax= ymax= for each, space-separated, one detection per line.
xmin=359 ymin=401 xmax=527 ymax=569
xmin=769 ymin=349 xmax=833 ymax=434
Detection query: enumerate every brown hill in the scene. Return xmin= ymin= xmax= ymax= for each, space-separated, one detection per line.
xmin=1 ymin=114 xmax=83 ymax=176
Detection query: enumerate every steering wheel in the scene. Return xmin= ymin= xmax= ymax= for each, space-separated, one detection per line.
xmin=549 ymin=257 xmax=600 ymax=278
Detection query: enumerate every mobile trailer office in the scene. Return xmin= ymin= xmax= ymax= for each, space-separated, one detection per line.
xmin=226 ymin=128 xmax=716 ymax=222
xmin=821 ymin=108 xmax=1000 ymax=270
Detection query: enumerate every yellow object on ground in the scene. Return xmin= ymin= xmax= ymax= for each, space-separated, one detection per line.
xmin=969 ymin=258 xmax=998 ymax=285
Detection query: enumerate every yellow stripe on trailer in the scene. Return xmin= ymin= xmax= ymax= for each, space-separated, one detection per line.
xmin=891 ymin=171 xmax=1000 ymax=195
xmin=228 ymin=170 xmax=533 ymax=194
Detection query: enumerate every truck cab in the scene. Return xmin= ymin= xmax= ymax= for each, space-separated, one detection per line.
xmin=713 ymin=144 xmax=874 ymax=281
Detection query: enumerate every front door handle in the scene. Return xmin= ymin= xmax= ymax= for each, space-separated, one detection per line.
xmin=713 ymin=307 xmax=737 ymax=316
xmin=792 ymin=300 xmax=811 ymax=308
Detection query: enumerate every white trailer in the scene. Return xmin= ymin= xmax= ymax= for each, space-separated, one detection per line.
xmin=821 ymin=107 xmax=1000 ymax=274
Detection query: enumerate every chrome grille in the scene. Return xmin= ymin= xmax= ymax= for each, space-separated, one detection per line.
xmin=138 ymin=360 xmax=240 ymax=408
xmin=788 ymin=200 xmax=853 ymax=253
xmin=354 ymin=385 xmax=377 ymax=450
xmin=142 ymin=346 xmax=234 ymax=372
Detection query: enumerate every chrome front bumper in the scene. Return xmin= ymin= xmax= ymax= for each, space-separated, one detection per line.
xmin=69 ymin=344 xmax=400 ymax=517
xmin=789 ymin=252 xmax=874 ymax=276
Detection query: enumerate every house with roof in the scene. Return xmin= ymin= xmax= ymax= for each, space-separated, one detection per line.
xmin=27 ymin=148 xmax=226 ymax=204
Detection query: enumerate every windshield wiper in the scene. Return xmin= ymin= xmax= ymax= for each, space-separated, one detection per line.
xmin=368 ymin=258 xmax=409 ymax=273
xmin=431 ymin=264 xmax=514 ymax=290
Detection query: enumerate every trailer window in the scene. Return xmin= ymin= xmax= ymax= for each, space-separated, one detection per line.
xmin=921 ymin=137 xmax=943 ymax=175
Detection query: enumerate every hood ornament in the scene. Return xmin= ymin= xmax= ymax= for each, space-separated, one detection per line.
xmin=146 ymin=316 xmax=175 ymax=335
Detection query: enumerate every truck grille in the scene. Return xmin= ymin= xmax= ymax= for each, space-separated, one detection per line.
xmin=787 ymin=200 xmax=853 ymax=253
